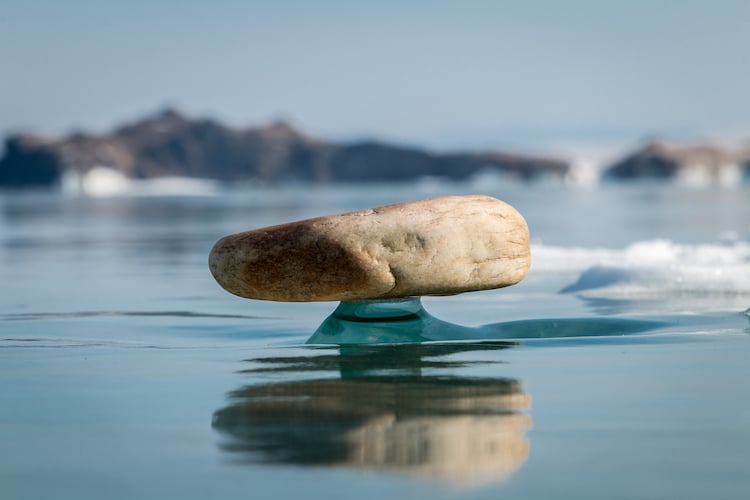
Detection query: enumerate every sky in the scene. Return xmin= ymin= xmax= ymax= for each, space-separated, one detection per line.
xmin=1 ymin=0 xmax=749 ymax=159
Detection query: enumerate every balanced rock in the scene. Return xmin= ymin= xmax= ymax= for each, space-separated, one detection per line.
xmin=209 ymin=195 xmax=530 ymax=302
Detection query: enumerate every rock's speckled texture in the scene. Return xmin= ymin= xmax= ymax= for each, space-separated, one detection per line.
xmin=209 ymin=195 xmax=530 ymax=301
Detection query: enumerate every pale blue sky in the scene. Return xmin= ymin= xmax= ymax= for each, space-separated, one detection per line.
xmin=1 ymin=0 xmax=748 ymax=154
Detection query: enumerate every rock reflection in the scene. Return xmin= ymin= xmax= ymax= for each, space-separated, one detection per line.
xmin=213 ymin=343 xmax=530 ymax=485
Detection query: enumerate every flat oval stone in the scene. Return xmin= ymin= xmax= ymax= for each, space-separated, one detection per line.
xmin=209 ymin=195 xmax=530 ymax=301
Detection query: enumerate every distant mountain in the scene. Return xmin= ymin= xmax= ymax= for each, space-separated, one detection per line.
xmin=0 ymin=109 xmax=569 ymax=189
xmin=604 ymin=141 xmax=750 ymax=185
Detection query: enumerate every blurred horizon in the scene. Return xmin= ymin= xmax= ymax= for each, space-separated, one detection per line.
xmin=2 ymin=0 xmax=750 ymax=163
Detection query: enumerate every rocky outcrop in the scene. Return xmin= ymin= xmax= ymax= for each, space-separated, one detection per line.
xmin=0 ymin=135 xmax=64 ymax=188
xmin=604 ymin=141 xmax=750 ymax=185
xmin=0 ymin=108 xmax=569 ymax=188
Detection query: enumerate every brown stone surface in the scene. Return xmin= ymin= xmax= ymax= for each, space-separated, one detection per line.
xmin=209 ymin=195 xmax=531 ymax=301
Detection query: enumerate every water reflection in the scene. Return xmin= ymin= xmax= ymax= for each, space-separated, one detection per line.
xmin=213 ymin=343 xmax=530 ymax=486
xmin=241 ymin=341 xmax=515 ymax=377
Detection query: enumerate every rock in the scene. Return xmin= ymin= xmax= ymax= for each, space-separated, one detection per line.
xmin=0 ymin=136 xmax=63 ymax=188
xmin=1 ymin=108 xmax=570 ymax=189
xmin=209 ymin=195 xmax=531 ymax=302
xmin=604 ymin=141 xmax=750 ymax=184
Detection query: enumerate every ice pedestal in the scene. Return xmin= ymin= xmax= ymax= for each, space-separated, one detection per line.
xmin=307 ymin=297 xmax=478 ymax=345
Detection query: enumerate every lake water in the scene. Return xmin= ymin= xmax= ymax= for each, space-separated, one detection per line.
xmin=1 ymin=182 xmax=749 ymax=499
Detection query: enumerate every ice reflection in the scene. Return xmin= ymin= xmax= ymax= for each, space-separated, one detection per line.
xmin=213 ymin=343 xmax=530 ymax=486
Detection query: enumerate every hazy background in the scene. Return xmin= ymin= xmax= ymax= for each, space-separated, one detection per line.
xmin=2 ymin=0 xmax=749 ymax=162
xmin=2 ymin=4 xmax=750 ymax=499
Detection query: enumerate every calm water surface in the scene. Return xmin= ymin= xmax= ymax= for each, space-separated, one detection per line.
xmin=1 ymin=183 xmax=749 ymax=499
